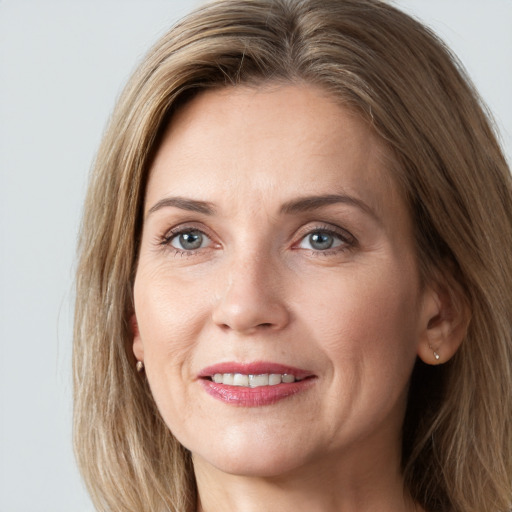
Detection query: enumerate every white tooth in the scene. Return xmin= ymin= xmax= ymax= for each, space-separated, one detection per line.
xmin=213 ymin=372 xmax=298 ymax=387
xmin=233 ymin=373 xmax=249 ymax=386
xmin=269 ymin=374 xmax=282 ymax=385
xmin=249 ymin=374 xmax=269 ymax=388
xmin=223 ymin=373 xmax=234 ymax=385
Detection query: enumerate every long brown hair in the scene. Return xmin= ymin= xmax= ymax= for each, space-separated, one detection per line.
xmin=74 ymin=1 xmax=512 ymax=510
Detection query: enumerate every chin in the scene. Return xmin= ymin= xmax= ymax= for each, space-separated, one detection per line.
xmin=198 ymin=451 xmax=308 ymax=479
xmin=188 ymin=429 xmax=314 ymax=478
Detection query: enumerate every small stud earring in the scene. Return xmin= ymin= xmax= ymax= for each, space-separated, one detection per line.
xmin=136 ymin=361 xmax=145 ymax=373
xmin=429 ymin=345 xmax=440 ymax=362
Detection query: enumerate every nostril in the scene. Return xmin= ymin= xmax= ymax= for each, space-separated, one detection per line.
xmin=212 ymin=295 xmax=290 ymax=333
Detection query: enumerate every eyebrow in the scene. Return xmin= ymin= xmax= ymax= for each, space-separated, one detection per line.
xmin=280 ymin=194 xmax=378 ymax=220
xmin=147 ymin=197 xmax=216 ymax=217
xmin=146 ymin=193 xmax=378 ymax=221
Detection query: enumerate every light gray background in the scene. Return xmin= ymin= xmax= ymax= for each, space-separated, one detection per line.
xmin=0 ymin=1 xmax=510 ymax=511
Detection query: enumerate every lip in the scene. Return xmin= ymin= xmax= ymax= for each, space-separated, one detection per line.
xmin=198 ymin=361 xmax=316 ymax=407
xmin=198 ymin=361 xmax=313 ymax=380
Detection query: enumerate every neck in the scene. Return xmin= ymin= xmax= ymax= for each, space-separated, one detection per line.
xmin=193 ymin=437 xmax=422 ymax=512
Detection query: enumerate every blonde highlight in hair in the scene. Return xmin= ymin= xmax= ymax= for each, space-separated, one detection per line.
xmin=74 ymin=1 xmax=512 ymax=511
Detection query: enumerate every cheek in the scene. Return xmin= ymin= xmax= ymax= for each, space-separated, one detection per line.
xmin=133 ymin=268 xmax=211 ymax=417
xmin=313 ymin=265 xmax=421 ymax=428
xmin=135 ymin=263 xmax=210 ymax=347
xmin=299 ymin=259 xmax=422 ymax=388
xmin=305 ymin=264 xmax=419 ymax=339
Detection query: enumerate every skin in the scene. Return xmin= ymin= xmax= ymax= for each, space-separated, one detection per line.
xmin=132 ymin=84 xmax=446 ymax=512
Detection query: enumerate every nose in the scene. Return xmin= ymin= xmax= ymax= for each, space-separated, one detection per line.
xmin=211 ymin=254 xmax=290 ymax=335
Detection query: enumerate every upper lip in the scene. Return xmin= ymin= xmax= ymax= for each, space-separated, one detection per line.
xmin=198 ymin=361 xmax=314 ymax=380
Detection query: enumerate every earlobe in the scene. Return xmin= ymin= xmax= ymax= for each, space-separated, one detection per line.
xmin=131 ymin=314 xmax=144 ymax=362
xmin=417 ymin=282 xmax=470 ymax=365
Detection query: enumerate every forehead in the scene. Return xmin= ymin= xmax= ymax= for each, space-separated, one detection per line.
xmin=146 ymin=84 xmax=405 ymax=223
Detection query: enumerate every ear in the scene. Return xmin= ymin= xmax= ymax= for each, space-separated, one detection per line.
xmin=130 ymin=314 xmax=144 ymax=362
xmin=417 ymin=280 xmax=470 ymax=365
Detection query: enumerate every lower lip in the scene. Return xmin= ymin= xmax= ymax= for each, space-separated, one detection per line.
xmin=199 ymin=378 xmax=315 ymax=407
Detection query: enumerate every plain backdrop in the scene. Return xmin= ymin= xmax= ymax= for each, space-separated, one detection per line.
xmin=0 ymin=1 xmax=510 ymax=510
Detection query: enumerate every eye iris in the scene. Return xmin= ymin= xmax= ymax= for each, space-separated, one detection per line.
xmin=309 ymin=232 xmax=333 ymax=250
xmin=179 ymin=231 xmax=203 ymax=250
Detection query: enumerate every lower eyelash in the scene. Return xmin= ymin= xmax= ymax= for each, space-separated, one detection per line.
xmin=305 ymin=244 xmax=352 ymax=258
xmin=158 ymin=240 xmax=202 ymax=258
xmin=158 ymin=226 xmax=214 ymax=257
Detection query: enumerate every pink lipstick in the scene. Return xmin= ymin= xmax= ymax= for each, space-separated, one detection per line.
xmin=198 ymin=361 xmax=316 ymax=407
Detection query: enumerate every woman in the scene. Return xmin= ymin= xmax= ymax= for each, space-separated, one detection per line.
xmin=73 ymin=0 xmax=512 ymax=511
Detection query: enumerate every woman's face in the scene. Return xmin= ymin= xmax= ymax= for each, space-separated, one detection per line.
xmin=133 ymin=84 xmax=434 ymax=477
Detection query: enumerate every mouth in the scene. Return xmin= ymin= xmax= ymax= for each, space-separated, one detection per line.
xmin=198 ymin=362 xmax=316 ymax=406
xmin=207 ymin=372 xmax=306 ymax=387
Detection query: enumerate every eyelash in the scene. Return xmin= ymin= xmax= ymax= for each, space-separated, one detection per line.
xmin=159 ymin=223 xmax=356 ymax=257
xmin=159 ymin=224 xmax=213 ymax=256
xmin=293 ymin=224 xmax=356 ymax=257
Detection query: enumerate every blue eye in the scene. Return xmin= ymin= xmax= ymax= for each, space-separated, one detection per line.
xmin=170 ymin=230 xmax=210 ymax=251
xmin=298 ymin=230 xmax=345 ymax=251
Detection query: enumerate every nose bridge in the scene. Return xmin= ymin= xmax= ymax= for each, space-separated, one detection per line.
xmin=212 ymin=246 xmax=289 ymax=334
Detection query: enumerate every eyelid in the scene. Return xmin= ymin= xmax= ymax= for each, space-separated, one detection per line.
xmin=161 ymin=220 xmax=210 ymax=239
xmin=159 ymin=222 xmax=219 ymax=253
xmin=292 ymin=223 xmax=357 ymax=251
xmin=162 ymin=225 xmax=208 ymax=243
xmin=295 ymin=222 xmax=355 ymax=242
xmin=170 ymin=229 xmax=212 ymax=250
